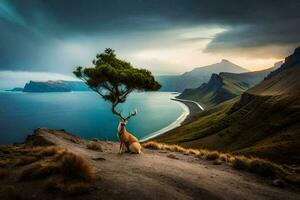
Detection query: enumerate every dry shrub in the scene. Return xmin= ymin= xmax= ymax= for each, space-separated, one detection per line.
xmin=46 ymin=176 xmax=92 ymax=195
xmin=61 ymin=152 xmax=95 ymax=181
xmin=170 ymin=145 xmax=186 ymax=153
xmin=187 ymin=149 xmax=200 ymax=155
xmin=206 ymin=151 xmax=219 ymax=160
xmin=20 ymin=161 xmax=61 ymax=180
xmin=144 ymin=142 xmax=223 ymax=160
xmin=248 ymin=158 xmax=278 ymax=177
xmin=34 ymin=146 xmax=65 ymax=157
xmin=231 ymin=156 xmax=250 ymax=170
xmin=0 ymin=168 xmax=8 ymax=179
xmin=198 ymin=149 xmax=209 ymax=157
xmin=86 ymin=142 xmax=103 ymax=152
xmin=143 ymin=142 xmax=190 ymax=154
xmin=219 ymin=154 xmax=228 ymax=162
xmin=142 ymin=141 xmax=163 ymax=150
xmin=18 ymin=150 xmax=95 ymax=182
xmin=14 ymin=156 xmax=38 ymax=166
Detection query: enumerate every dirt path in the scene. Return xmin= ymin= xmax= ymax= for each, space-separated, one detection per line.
xmin=36 ymin=128 xmax=299 ymax=200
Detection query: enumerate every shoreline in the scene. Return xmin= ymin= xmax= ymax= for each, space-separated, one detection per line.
xmin=140 ymin=97 xmax=203 ymax=142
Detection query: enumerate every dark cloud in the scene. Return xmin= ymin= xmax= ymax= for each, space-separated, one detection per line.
xmin=0 ymin=0 xmax=300 ymax=72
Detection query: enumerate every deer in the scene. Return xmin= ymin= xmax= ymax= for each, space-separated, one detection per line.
xmin=115 ymin=108 xmax=142 ymax=154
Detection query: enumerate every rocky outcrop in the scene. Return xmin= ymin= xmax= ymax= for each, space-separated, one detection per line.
xmin=26 ymin=129 xmax=55 ymax=146
xmin=266 ymin=46 xmax=300 ymax=80
xmin=26 ymin=128 xmax=84 ymax=146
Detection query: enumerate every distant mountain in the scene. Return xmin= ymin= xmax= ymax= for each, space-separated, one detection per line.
xmin=13 ymin=80 xmax=91 ymax=92
xmin=177 ymin=62 xmax=282 ymax=108
xmin=157 ymin=47 xmax=300 ymax=165
xmin=156 ymin=59 xmax=249 ymax=92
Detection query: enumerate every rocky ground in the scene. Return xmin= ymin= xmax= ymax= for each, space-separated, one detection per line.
xmin=0 ymin=128 xmax=299 ymax=200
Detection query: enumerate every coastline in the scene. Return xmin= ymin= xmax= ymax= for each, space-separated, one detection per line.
xmin=140 ymin=97 xmax=203 ymax=142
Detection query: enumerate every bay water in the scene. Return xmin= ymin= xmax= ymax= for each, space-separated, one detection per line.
xmin=0 ymin=91 xmax=184 ymax=144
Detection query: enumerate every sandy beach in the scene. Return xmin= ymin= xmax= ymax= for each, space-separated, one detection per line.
xmin=140 ymin=98 xmax=203 ymax=142
xmin=172 ymin=98 xmax=203 ymax=123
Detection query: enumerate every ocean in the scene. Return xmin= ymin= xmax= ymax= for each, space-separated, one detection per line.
xmin=0 ymin=91 xmax=185 ymax=144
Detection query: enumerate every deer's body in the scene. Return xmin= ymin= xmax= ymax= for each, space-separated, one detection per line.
xmin=117 ymin=120 xmax=141 ymax=154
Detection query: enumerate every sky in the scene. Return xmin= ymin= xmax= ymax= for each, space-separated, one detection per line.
xmin=0 ymin=0 xmax=300 ymax=85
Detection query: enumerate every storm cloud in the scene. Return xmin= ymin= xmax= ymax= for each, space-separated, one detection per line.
xmin=0 ymin=0 xmax=299 ymax=73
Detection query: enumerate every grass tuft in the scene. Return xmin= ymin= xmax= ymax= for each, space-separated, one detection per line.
xmin=231 ymin=156 xmax=250 ymax=170
xmin=248 ymin=158 xmax=277 ymax=177
xmin=20 ymin=161 xmax=61 ymax=181
xmin=142 ymin=141 xmax=163 ymax=150
xmin=219 ymin=153 xmax=228 ymax=162
xmin=206 ymin=151 xmax=219 ymax=160
xmin=34 ymin=146 xmax=65 ymax=157
xmin=14 ymin=156 xmax=38 ymax=166
xmin=61 ymin=151 xmax=95 ymax=181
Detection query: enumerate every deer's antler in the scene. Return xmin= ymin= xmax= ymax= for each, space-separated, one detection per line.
xmin=125 ymin=108 xmax=137 ymax=121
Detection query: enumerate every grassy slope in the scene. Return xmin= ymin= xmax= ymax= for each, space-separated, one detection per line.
xmin=178 ymin=66 xmax=277 ymax=108
xmin=157 ymin=65 xmax=300 ymax=165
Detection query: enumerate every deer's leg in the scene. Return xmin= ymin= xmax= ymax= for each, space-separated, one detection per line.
xmin=119 ymin=141 xmax=124 ymax=154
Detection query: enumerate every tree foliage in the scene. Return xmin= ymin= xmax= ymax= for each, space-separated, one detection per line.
xmin=73 ymin=48 xmax=161 ymax=119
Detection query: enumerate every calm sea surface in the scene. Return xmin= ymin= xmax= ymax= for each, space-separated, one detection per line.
xmin=0 ymin=91 xmax=184 ymax=144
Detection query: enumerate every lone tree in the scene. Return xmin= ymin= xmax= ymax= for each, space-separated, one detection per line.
xmin=73 ymin=48 xmax=161 ymax=120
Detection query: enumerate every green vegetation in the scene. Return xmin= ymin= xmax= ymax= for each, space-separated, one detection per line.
xmin=74 ymin=48 xmax=160 ymax=120
xmin=157 ymin=57 xmax=300 ymax=165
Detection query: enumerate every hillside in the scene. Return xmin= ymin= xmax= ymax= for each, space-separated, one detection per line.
xmin=178 ymin=73 xmax=248 ymax=108
xmin=157 ymin=47 xmax=300 ymax=165
xmin=0 ymin=128 xmax=299 ymax=200
xmin=157 ymin=59 xmax=249 ymax=92
xmin=178 ymin=62 xmax=282 ymax=108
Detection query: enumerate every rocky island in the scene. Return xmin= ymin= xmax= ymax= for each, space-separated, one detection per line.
xmin=6 ymin=80 xmax=91 ymax=93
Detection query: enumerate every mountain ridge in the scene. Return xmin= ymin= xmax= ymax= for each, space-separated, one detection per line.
xmin=177 ymin=62 xmax=281 ymax=107
xmin=156 ymin=59 xmax=249 ymax=92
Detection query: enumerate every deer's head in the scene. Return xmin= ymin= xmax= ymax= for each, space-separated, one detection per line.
xmin=119 ymin=118 xmax=127 ymax=127
xmin=115 ymin=108 xmax=138 ymax=122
